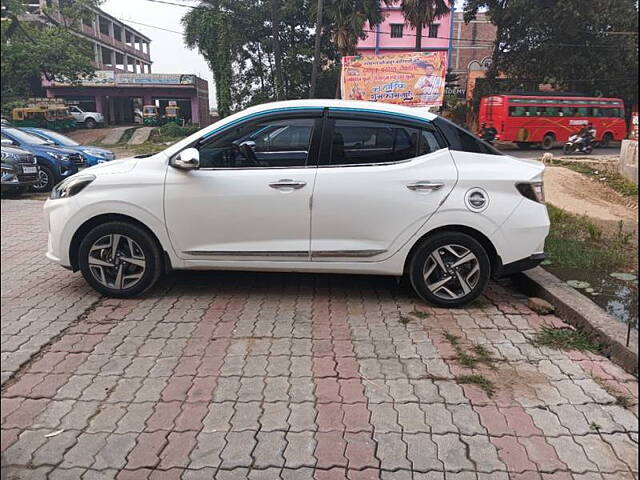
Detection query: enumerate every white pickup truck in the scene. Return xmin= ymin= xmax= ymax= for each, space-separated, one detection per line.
xmin=69 ymin=106 xmax=105 ymax=129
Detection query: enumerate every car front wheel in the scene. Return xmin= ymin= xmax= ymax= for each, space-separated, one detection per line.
xmin=32 ymin=165 xmax=55 ymax=192
xmin=409 ymin=232 xmax=491 ymax=308
xmin=78 ymin=221 xmax=163 ymax=297
xmin=84 ymin=118 xmax=97 ymax=129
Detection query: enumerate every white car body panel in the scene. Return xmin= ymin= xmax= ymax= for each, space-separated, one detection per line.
xmin=44 ymin=99 xmax=549 ymax=288
xmin=310 ymin=148 xmax=457 ymax=260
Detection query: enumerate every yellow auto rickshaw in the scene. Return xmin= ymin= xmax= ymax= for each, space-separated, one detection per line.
xmin=143 ymin=105 xmax=161 ymax=126
xmin=12 ymin=107 xmax=48 ymax=128
xmin=46 ymin=106 xmax=77 ymax=131
xmin=164 ymin=104 xmax=182 ymax=125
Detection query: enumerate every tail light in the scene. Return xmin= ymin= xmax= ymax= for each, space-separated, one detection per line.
xmin=516 ymin=182 xmax=545 ymax=203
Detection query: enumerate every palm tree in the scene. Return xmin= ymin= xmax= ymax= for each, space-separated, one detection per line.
xmin=324 ymin=0 xmax=386 ymax=96
xmin=401 ymin=0 xmax=450 ymax=51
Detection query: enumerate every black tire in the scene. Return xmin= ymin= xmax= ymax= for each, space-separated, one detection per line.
xmin=78 ymin=221 xmax=163 ymax=297
xmin=31 ymin=165 xmax=55 ymax=192
xmin=563 ymin=143 xmax=572 ymax=154
xmin=541 ymin=134 xmax=555 ymax=150
xmin=408 ymin=232 xmax=491 ymax=308
xmin=84 ymin=118 xmax=97 ymax=129
xmin=600 ymin=133 xmax=613 ymax=148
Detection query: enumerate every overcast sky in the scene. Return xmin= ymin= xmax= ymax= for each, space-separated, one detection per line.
xmin=101 ymin=0 xmax=217 ymax=108
xmin=102 ymin=0 xmax=467 ymax=109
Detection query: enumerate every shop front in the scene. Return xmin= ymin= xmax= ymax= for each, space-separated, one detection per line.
xmin=43 ymin=72 xmax=210 ymax=126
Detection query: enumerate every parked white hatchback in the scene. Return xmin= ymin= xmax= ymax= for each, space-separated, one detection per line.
xmin=45 ymin=100 xmax=549 ymax=307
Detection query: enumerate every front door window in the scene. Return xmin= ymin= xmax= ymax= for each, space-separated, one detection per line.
xmin=198 ymin=118 xmax=316 ymax=169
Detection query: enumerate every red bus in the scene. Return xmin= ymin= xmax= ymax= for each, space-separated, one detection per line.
xmin=479 ymin=94 xmax=627 ymax=150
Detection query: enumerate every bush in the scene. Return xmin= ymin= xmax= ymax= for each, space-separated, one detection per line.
xmin=156 ymin=122 xmax=200 ymax=139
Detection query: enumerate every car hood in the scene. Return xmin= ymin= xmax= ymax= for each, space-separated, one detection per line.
xmin=1 ymin=145 xmax=31 ymax=155
xmin=77 ymin=146 xmax=112 ymax=154
xmin=84 ymin=156 xmax=138 ymax=175
xmin=34 ymin=145 xmax=79 ymax=156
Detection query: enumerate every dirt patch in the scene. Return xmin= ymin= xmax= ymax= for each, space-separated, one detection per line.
xmin=66 ymin=128 xmax=109 ymax=145
xmin=545 ymin=166 xmax=637 ymax=232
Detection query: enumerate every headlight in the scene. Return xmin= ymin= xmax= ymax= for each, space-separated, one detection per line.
xmin=1 ymin=151 xmax=19 ymax=161
xmin=48 ymin=152 xmax=69 ymax=161
xmin=50 ymin=174 xmax=95 ymax=199
xmin=1 ymin=164 xmax=16 ymax=176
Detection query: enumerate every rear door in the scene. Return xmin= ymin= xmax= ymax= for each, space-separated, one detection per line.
xmin=309 ymin=112 xmax=457 ymax=261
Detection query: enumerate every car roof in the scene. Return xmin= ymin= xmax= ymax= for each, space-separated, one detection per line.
xmin=241 ymin=99 xmax=436 ymax=121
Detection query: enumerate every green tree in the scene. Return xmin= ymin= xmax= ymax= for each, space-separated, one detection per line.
xmin=464 ymin=0 xmax=639 ymax=108
xmin=183 ymin=1 xmax=235 ymax=117
xmin=401 ymin=0 xmax=450 ymax=51
xmin=1 ymin=0 xmax=98 ymax=102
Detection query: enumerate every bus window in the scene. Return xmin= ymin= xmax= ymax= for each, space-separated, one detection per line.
xmin=576 ymin=107 xmax=589 ymax=117
xmin=562 ymin=107 xmax=574 ymax=116
xmin=526 ymin=107 xmax=540 ymax=116
xmin=545 ymin=107 xmax=559 ymax=116
xmin=509 ymin=106 xmax=526 ymax=117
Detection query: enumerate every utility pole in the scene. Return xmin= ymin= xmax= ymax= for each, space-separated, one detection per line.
xmin=309 ymin=0 xmax=324 ymax=98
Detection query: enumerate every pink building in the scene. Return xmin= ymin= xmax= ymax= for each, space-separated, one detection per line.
xmin=357 ymin=1 xmax=454 ymax=58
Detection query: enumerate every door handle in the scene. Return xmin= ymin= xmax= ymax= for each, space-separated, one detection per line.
xmin=406 ymin=181 xmax=445 ymax=192
xmin=269 ymin=179 xmax=307 ymax=190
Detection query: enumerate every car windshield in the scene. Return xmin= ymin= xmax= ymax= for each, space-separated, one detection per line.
xmin=2 ymin=127 xmax=49 ymax=145
xmin=33 ymin=130 xmax=79 ymax=146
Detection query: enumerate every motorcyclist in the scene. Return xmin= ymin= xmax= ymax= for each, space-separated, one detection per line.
xmin=478 ymin=123 xmax=498 ymax=144
xmin=576 ymin=124 xmax=593 ymax=151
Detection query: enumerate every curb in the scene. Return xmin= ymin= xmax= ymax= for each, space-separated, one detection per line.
xmin=513 ymin=267 xmax=638 ymax=376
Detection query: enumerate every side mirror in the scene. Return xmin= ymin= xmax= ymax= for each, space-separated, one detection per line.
xmin=171 ymin=147 xmax=200 ymax=170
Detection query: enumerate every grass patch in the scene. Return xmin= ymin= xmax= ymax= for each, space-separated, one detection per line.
xmin=614 ymin=395 xmax=631 ymax=408
xmin=554 ymin=160 xmax=638 ymax=197
xmin=409 ymin=309 xmax=430 ymax=319
xmin=456 ymin=374 xmax=496 ymax=397
xmin=444 ymin=332 xmax=496 ymax=369
xmin=131 ymin=143 xmax=167 ymax=156
xmin=545 ymin=204 xmax=634 ymax=271
xmin=118 ymin=127 xmax=137 ymax=144
xmin=532 ymin=327 xmax=602 ymax=353
xmin=444 ymin=332 xmax=461 ymax=346
xmin=150 ymin=122 xmax=200 ymax=143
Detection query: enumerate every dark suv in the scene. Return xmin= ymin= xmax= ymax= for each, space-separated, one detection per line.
xmin=1 ymin=142 xmax=39 ymax=194
xmin=1 ymin=127 xmax=82 ymax=192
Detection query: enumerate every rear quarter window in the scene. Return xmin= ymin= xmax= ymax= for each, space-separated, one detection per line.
xmin=433 ymin=117 xmax=503 ymax=155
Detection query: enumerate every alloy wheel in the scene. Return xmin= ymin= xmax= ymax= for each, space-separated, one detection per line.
xmin=88 ymin=234 xmax=146 ymax=290
xmin=422 ymin=244 xmax=481 ymax=300
xmin=34 ymin=169 xmax=49 ymax=191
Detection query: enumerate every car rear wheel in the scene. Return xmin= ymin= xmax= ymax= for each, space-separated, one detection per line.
xmin=409 ymin=232 xmax=491 ymax=308
xmin=32 ymin=165 xmax=55 ymax=192
xmin=85 ymin=118 xmax=97 ymax=129
xmin=78 ymin=221 xmax=163 ymax=297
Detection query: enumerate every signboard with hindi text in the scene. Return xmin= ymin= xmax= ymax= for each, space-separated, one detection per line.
xmin=341 ymin=52 xmax=447 ymax=107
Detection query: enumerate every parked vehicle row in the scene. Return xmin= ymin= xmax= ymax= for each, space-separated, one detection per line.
xmin=1 ymin=126 xmax=115 ymax=194
xmin=1 ymin=144 xmax=39 ymax=194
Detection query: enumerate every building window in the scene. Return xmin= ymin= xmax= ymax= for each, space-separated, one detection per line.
xmin=428 ymin=24 xmax=439 ymax=38
xmin=390 ymin=24 xmax=404 ymax=38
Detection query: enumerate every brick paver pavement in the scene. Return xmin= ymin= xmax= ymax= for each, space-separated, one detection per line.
xmin=1 ymin=198 xmax=638 ymax=479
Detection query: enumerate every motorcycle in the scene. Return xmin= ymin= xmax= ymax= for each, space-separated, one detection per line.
xmin=563 ymin=134 xmax=594 ymax=154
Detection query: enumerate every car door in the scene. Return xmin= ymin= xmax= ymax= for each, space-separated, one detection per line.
xmin=164 ymin=111 xmax=322 ymax=261
xmin=310 ymin=112 xmax=457 ymax=261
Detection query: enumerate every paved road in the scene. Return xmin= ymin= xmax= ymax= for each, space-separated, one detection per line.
xmin=1 ymin=199 xmax=638 ymax=479
xmin=504 ymin=146 xmax=621 ymax=160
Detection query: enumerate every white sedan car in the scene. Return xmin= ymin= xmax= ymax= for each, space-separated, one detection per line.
xmin=45 ymin=100 xmax=549 ymax=307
